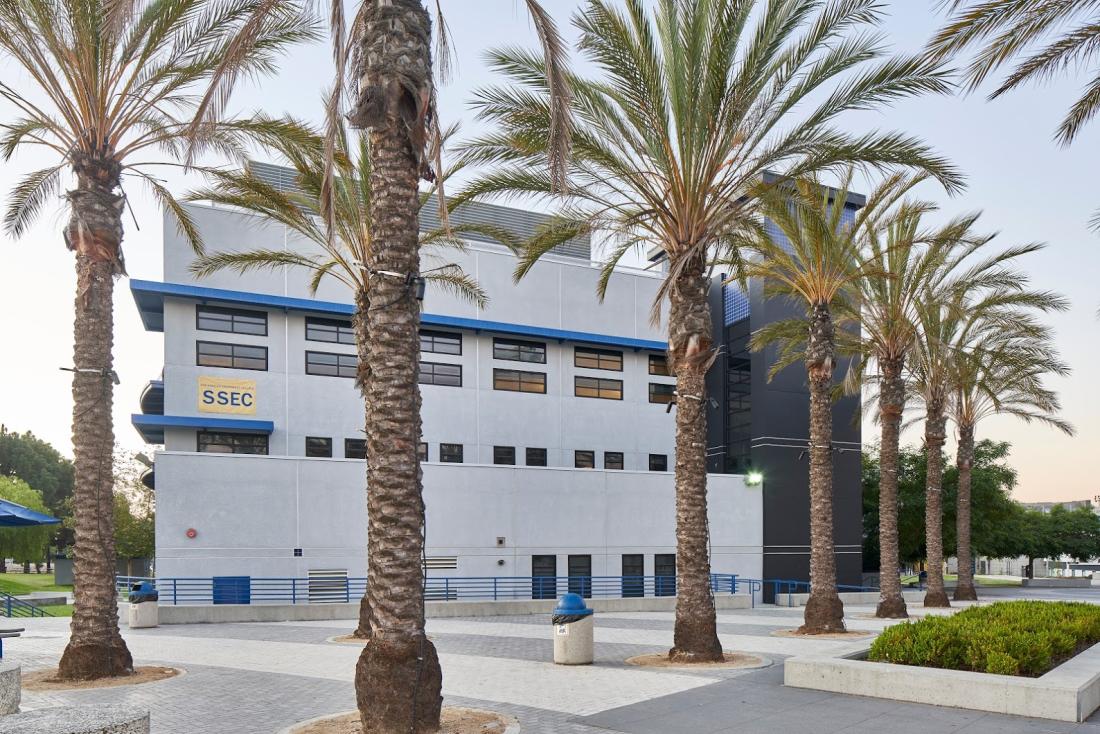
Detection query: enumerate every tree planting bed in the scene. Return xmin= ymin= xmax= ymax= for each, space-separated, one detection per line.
xmin=784 ymin=601 xmax=1100 ymax=722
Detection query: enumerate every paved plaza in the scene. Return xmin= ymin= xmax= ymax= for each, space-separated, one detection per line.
xmin=8 ymin=588 xmax=1100 ymax=733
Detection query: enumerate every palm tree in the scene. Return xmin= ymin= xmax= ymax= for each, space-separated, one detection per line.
xmin=461 ymin=0 xmax=961 ymax=658
xmin=926 ymin=1 xmax=1100 ymax=229
xmin=948 ymin=305 xmax=1071 ymax=601
xmin=0 ymin=0 xmax=317 ymax=680
xmin=188 ymin=121 xmax=495 ymax=638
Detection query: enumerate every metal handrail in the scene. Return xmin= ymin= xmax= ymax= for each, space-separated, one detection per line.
xmin=0 ymin=591 xmax=52 ymax=618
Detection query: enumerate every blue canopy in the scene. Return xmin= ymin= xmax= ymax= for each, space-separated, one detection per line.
xmin=0 ymin=499 xmax=61 ymax=527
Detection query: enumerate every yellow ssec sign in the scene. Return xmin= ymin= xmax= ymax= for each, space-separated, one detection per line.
xmin=198 ymin=376 xmax=257 ymax=415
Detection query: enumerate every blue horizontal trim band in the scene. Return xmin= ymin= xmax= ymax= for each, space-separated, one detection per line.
xmin=131 ymin=413 xmax=274 ymax=444
xmin=130 ymin=279 xmax=668 ymax=351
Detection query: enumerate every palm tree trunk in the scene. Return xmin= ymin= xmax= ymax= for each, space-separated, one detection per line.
xmin=923 ymin=402 xmax=950 ymax=607
xmin=953 ymin=422 xmax=977 ymax=602
xmin=800 ymin=303 xmax=845 ymax=633
xmin=351 ymin=3 xmax=442 ymax=729
xmin=57 ymin=156 xmax=133 ymax=680
xmin=875 ymin=356 xmax=908 ymax=618
xmin=666 ymin=251 xmax=722 ymax=663
xmin=352 ymin=288 xmax=374 ymax=641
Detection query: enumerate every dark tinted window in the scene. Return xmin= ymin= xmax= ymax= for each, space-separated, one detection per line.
xmin=493 ymin=369 xmax=546 ymax=394
xmin=493 ymin=446 xmax=516 ymax=465
xmin=493 ymin=338 xmax=546 ymax=364
xmin=306 ymin=317 xmax=354 ymax=344
xmin=345 ymin=439 xmax=366 ymax=460
xmin=440 ymin=443 xmax=463 ymax=463
xmin=604 ymin=452 xmax=624 ymax=470
xmin=197 ymin=305 xmax=267 ymax=335
xmin=649 ymin=383 xmax=676 ymax=404
xmin=649 ymin=453 xmax=668 ymax=471
xmin=525 ymin=448 xmax=547 ymax=467
xmin=648 ymin=354 xmax=670 ymax=376
xmin=575 ymin=347 xmax=622 ymax=371
xmin=196 ymin=341 xmax=268 ymax=371
xmin=197 ymin=432 xmax=268 ymax=455
xmin=306 ymin=437 xmax=332 ymax=457
xmin=305 ymin=351 xmax=357 ymax=378
xmin=575 ymin=450 xmax=595 ymax=469
xmin=420 ymin=329 xmax=462 ymax=355
xmin=574 ymin=376 xmax=622 ymax=400
xmin=420 ymin=361 xmax=462 ymax=387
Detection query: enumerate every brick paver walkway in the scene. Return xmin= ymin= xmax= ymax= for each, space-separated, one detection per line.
xmin=6 ymin=590 xmax=1100 ymax=733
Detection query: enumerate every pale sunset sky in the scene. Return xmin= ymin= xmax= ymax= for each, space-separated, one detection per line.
xmin=0 ymin=1 xmax=1096 ymax=503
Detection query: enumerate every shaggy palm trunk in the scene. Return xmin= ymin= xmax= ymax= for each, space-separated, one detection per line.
xmin=922 ymin=401 xmax=950 ymax=608
xmin=953 ymin=422 xmax=978 ymax=602
xmin=800 ymin=303 xmax=845 ymax=633
xmin=57 ymin=155 xmax=133 ymax=680
xmin=352 ymin=288 xmax=374 ymax=641
xmin=666 ymin=251 xmax=722 ymax=663
xmin=350 ymin=2 xmax=442 ymax=730
xmin=875 ymin=356 xmax=908 ymax=618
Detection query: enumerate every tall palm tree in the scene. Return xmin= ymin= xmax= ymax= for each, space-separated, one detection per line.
xmin=948 ymin=305 xmax=1071 ymax=601
xmin=926 ymin=1 xmax=1100 ymax=229
xmin=461 ymin=0 xmax=962 ymax=658
xmin=742 ymin=172 xmax=907 ymax=633
xmin=0 ymin=0 xmax=317 ymax=680
xmin=188 ymin=121 xmax=495 ymax=638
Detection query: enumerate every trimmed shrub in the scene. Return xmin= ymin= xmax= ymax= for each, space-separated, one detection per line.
xmin=868 ymin=601 xmax=1100 ymax=677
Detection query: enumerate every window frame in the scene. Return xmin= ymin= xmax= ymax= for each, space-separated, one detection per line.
xmin=604 ymin=451 xmax=624 ymax=470
xmin=196 ymin=431 xmax=269 ymax=455
xmin=305 ymin=350 xmax=358 ymax=378
xmin=305 ymin=316 xmax=355 ymax=345
xmin=648 ymin=382 xmax=676 ymax=404
xmin=574 ymin=346 xmax=623 ymax=372
xmin=420 ymin=329 xmax=462 ymax=355
xmin=305 ymin=436 xmax=333 ymax=458
xmin=574 ymin=375 xmax=623 ymax=400
xmin=196 ymin=305 xmax=268 ymax=336
xmin=418 ymin=442 xmax=429 ymax=461
xmin=493 ymin=368 xmax=547 ymax=394
xmin=649 ymin=453 xmax=668 ymax=471
xmin=493 ymin=446 xmax=516 ymax=465
xmin=493 ymin=337 xmax=547 ymax=364
xmin=419 ymin=360 xmax=463 ymax=387
xmin=344 ymin=438 xmax=367 ymax=460
xmin=440 ymin=443 xmax=464 ymax=463
xmin=648 ymin=353 xmax=670 ymax=376
xmin=196 ymin=340 xmax=269 ymax=371
xmin=575 ymin=450 xmax=595 ymax=469
xmin=525 ymin=447 xmax=548 ymax=467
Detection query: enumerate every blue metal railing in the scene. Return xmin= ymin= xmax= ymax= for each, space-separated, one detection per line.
xmin=761 ymin=578 xmax=880 ymax=608
xmin=117 ymin=574 xmax=742 ymax=606
xmin=0 ymin=591 xmax=52 ymax=618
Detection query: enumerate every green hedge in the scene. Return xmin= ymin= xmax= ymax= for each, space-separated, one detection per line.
xmin=868 ymin=601 xmax=1100 ymax=677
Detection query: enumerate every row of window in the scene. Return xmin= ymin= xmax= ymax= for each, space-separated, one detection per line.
xmin=195 ymin=431 xmax=672 ymax=470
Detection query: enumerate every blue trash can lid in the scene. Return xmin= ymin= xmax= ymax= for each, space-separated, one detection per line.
xmin=553 ymin=593 xmax=593 ymax=617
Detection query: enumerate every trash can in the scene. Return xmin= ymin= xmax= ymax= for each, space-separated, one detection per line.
xmin=127 ymin=582 xmax=159 ymax=629
xmin=552 ymin=593 xmax=594 ymax=665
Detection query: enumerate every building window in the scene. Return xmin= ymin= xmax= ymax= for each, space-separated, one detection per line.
xmin=196 ymin=341 xmax=268 ymax=371
xmin=574 ymin=376 xmax=622 ymax=400
xmin=575 ymin=347 xmax=623 ymax=371
xmin=345 ymin=439 xmax=366 ymax=460
xmin=418 ymin=442 xmax=429 ymax=461
xmin=493 ymin=369 xmax=546 ymax=394
xmin=420 ymin=329 xmax=462 ymax=355
xmin=197 ymin=432 xmax=268 ymax=455
xmin=575 ymin=450 xmax=595 ymax=469
xmin=648 ymin=354 xmax=670 ymax=376
xmin=649 ymin=383 xmax=676 ymax=404
xmin=440 ymin=443 xmax=463 ymax=463
xmin=649 ymin=453 xmax=668 ymax=471
xmin=493 ymin=338 xmax=546 ymax=364
xmin=306 ymin=437 xmax=332 ymax=458
xmin=305 ymin=350 xmax=357 ymax=378
xmin=306 ymin=317 xmax=355 ymax=344
xmin=197 ymin=305 xmax=267 ymax=336
xmin=493 ymin=446 xmax=516 ymax=465
xmin=525 ymin=448 xmax=547 ymax=467
xmin=420 ymin=361 xmax=462 ymax=387
xmin=604 ymin=452 xmax=624 ymax=470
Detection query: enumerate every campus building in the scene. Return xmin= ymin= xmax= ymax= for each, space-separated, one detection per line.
xmin=130 ymin=164 xmax=860 ymax=595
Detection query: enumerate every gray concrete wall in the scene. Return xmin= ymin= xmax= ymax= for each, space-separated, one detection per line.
xmin=153 ymin=452 xmax=762 ymax=582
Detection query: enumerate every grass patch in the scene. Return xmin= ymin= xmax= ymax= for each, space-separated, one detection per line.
xmin=869 ymin=601 xmax=1100 ymax=677
xmin=36 ymin=604 xmax=73 ymax=617
xmin=0 ymin=573 xmax=71 ymax=596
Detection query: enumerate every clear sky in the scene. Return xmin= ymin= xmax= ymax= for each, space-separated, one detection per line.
xmin=0 ymin=1 xmax=1096 ymax=503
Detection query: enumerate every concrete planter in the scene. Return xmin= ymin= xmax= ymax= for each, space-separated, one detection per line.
xmin=785 ymin=642 xmax=1100 ymax=722
xmin=1022 ymin=577 xmax=1092 ymax=588
xmin=773 ymin=590 xmax=925 ymax=608
xmin=0 ymin=704 xmax=149 ymax=733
